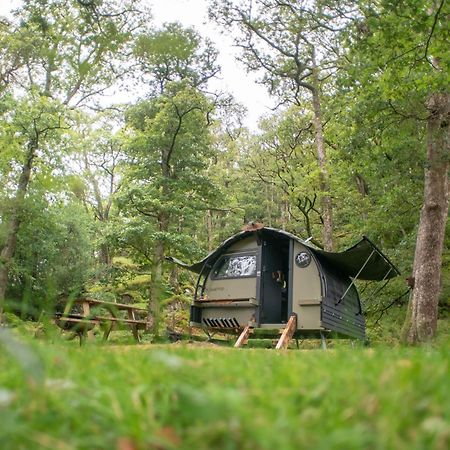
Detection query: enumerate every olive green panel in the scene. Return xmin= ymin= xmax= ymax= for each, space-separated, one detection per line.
xmin=228 ymin=235 xmax=258 ymax=251
xmin=291 ymin=241 xmax=322 ymax=330
xmin=297 ymin=305 xmax=322 ymax=330
xmin=205 ymin=278 xmax=257 ymax=300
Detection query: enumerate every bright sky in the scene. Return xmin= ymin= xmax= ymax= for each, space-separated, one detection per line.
xmin=0 ymin=0 xmax=273 ymax=129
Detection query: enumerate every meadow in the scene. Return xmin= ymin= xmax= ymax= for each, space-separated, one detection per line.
xmin=0 ymin=327 xmax=449 ymax=450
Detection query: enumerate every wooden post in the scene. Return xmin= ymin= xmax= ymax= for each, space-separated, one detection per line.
xmin=320 ymin=331 xmax=327 ymax=350
xmin=102 ymin=322 xmax=114 ymax=342
xmin=81 ymin=301 xmax=94 ymax=340
xmin=127 ymin=309 xmax=140 ymax=343
xmin=63 ymin=301 xmax=72 ymax=316
xmin=234 ymin=325 xmax=252 ymax=348
xmin=275 ymin=314 xmax=297 ymax=350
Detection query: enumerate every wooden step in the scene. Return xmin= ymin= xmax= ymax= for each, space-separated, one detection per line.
xmin=275 ymin=314 xmax=297 ymax=350
xmin=234 ymin=325 xmax=252 ymax=348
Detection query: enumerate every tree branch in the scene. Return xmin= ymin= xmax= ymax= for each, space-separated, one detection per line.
xmin=423 ymin=0 xmax=445 ymax=67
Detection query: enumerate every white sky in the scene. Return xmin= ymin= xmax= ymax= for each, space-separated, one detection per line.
xmin=0 ymin=0 xmax=274 ymax=129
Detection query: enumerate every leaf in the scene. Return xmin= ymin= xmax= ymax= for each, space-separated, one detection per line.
xmin=0 ymin=329 xmax=44 ymax=384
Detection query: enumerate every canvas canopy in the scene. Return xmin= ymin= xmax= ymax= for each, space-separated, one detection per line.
xmin=167 ymin=227 xmax=400 ymax=281
xmin=312 ymin=236 xmax=400 ymax=280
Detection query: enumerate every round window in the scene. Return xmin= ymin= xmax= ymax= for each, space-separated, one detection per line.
xmin=295 ymin=251 xmax=311 ymax=268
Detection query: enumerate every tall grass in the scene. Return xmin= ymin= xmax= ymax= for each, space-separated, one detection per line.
xmin=0 ymin=330 xmax=448 ymax=450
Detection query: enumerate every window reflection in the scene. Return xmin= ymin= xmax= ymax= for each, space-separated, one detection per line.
xmin=213 ymin=254 xmax=257 ymax=278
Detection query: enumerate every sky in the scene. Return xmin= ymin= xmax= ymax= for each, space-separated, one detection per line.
xmin=0 ymin=0 xmax=274 ymax=129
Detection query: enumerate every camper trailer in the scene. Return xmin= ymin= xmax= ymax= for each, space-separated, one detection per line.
xmin=169 ymin=227 xmax=399 ymax=342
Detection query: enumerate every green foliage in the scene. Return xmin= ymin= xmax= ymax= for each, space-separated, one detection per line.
xmin=345 ymin=0 xmax=449 ymax=103
xmin=245 ymin=107 xmax=326 ymax=236
xmin=85 ymin=256 xmax=150 ymax=303
xmin=3 ymin=0 xmax=148 ymax=103
xmin=1 ymin=0 xmax=448 ymax=340
xmin=8 ymin=199 xmax=94 ymax=316
xmin=119 ymin=82 xmax=220 ymax=264
xmin=162 ymin=293 xmax=191 ymax=333
xmin=134 ymin=22 xmax=219 ymax=93
xmin=331 ymin=0 xmax=449 ymax=326
xmin=0 ymin=337 xmax=449 ymax=449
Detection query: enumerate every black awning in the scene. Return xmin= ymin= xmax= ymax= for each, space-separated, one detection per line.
xmin=167 ymin=229 xmax=400 ymax=281
xmin=165 ymin=255 xmax=206 ymax=274
xmin=312 ymin=236 xmax=400 ymax=281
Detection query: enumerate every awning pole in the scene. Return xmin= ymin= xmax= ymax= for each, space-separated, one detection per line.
xmin=335 ymin=249 xmax=376 ymax=305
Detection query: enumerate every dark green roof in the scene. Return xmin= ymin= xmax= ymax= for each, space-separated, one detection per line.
xmin=167 ymin=227 xmax=400 ymax=281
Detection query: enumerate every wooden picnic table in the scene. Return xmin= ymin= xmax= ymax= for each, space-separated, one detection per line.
xmin=58 ymin=298 xmax=149 ymax=343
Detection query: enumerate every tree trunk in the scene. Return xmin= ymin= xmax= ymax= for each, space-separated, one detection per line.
xmin=206 ymin=209 xmax=213 ymax=252
xmin=311 ymin=49 xmax=333 ymax=251
xmin=0 ymin=141 xmax=37 ymax=320
xmin=265 ymin=184 xmax=271 ymax=226
xmin=99 ymin=244 xmax=111 ymax=266
xmin=83 ymin=152 xmax=112 ymax=266
xmin=147 ymin=149 xmax=171 ymax=335
xmin=148 ymin=225 xmax=165 ymax=336
xmin=403 ymin=93 xmax=449 ymax=344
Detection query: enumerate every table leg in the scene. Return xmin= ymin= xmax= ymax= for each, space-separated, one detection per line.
xmin=103 ymin=322 xmax=114 ymax=341
xmin=127 ymin=309 xmax=140 ymax=342
xmin=82 ymin=301 xmax=95 ymax=340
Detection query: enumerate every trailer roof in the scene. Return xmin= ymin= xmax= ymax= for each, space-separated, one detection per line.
xmin=167 ymin=227 xmax=400 ymax=281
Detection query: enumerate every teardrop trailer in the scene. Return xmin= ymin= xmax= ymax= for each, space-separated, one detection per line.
xmin=169 ymin=226 xmax=399 ymax=348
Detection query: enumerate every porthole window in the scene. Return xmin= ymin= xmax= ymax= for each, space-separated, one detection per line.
xmin=295 ymin=251 xmax=311 ymax=268
xmin=211 ymin=253 xmax=257 ymax=279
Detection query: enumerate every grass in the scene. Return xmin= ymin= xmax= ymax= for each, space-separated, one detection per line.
xmin=0 ymin=328 xmax=449 ymax=450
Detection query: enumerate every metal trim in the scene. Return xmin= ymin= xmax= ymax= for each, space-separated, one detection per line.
xmin=255 ymin=239 xmax=262 ymax=326
xmin=288 ymin=239 xmax=294 ymax=318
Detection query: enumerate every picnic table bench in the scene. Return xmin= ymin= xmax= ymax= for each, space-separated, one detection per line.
xmin=55 ymin=298 xmax=149 ymax=343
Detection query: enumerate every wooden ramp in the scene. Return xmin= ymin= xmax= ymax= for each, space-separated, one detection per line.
xmin=275 ymin=314 xmax=297 ymax=350
xmin=234 ymin=325 xmax=252 ymax=348
xmin=234 ymin=315 xmax=298 ymax=349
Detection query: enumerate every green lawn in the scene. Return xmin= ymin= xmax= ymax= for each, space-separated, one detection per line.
xmin=0 ymin=332 xmax=449 ymax=450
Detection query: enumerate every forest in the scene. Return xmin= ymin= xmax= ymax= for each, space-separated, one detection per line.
xmin=1 ymin=0 xmax=448 ymax=342
xmin=0 ymin=1 xmax=448 ymax=448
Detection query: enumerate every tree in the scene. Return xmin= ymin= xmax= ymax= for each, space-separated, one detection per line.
xmin=68 ymin=113 xmax=125 ymax=266
xmin=0 ymin=0 xmax=150 ymax=318
xmin=247 ymin=107 xmax=327 ymax=245
xmin=0 ymin=96 xmax=67 ymax=317
xmin=115 ymin=23 xmax=224 ymax=334
xmin=11 ymin=196 xmax=94 ymax=318
xmin=122 ymin=83 xmax=219 ymax=333
xmin=342 ymin=0 xmax=449 ymax=342
xmin=406 ymin=93 xmax=449 ymax=343
xmin=134 ymin=22 xmax=220 ymax=95
xmin=209 ymin=0 xmax=356 ymax=250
